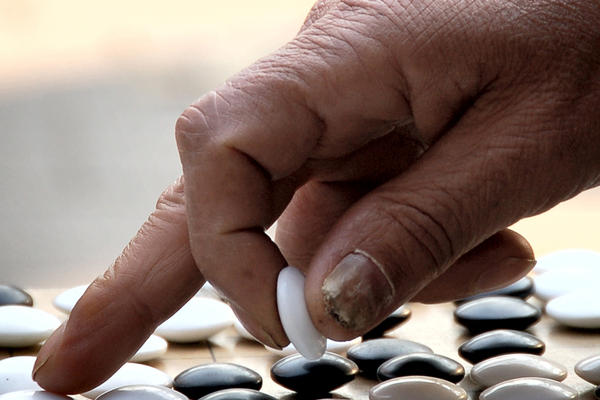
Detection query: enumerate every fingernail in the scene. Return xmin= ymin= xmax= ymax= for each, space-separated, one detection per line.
xmin=32 ymin=321 xmax=66 ymax=381
xmin=477 ymin=258 xmax=537 ymax=289
xmin=322 ymin=250 xmax=395 ymax=332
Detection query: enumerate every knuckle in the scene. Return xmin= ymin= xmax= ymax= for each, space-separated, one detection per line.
xmin=175 ymin=105 xmax=207 ymax=138
xmin=302 ymin=0 xmax=335 ymax=31
xmin=233 ymin=57 xmax=309 ymax=106
xmin=293 ymin=2 xmax=408 ymax=93
xmin=296 ymin=0 xmax=391 ymax=56
xmin=147 ymin=209 xmax=186 ymax=231
xmin=154 ymin=177 xmax=186 ymax=214
xmin=175 ymin=91 xmax=222 ymax=151
xmin=374 ymin=192 xmax=456 ymax=276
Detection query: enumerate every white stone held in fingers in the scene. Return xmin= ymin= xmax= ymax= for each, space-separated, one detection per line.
xmin=264 ymin=337 xmax=361 ymax=357
xmin=277 ymin=266 xmax=326 ymax=360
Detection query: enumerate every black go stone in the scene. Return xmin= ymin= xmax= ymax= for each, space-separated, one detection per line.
xmin=595 ymin=385 xmax=600 ymax=400
xmin=198 ymin=389 xmax=276 ymax=400
xmin=0 ymin=284 xmax=33 ymax=306
xmin=377 ymin=352 xmax=465 ymax=384
xmin=453 ymin=296 xmax=541 ymax=334
xmin=270 ymin=352 xmax=358 ymax=394
xmin=363 ymin=306 xmax=411 ymax=339
xmin=173 ymin=363 xmax=262 ymax=399
xmin=346 ymin=338 xmax=433 ymax=377
xmin=454 ymin=277 xmax=534 ymax=305
xmin=458 ymin=329 xmax=545 ymax=364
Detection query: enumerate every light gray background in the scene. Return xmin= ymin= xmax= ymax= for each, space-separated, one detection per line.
xmin=0 ymin=66 xmax=223 ymax=287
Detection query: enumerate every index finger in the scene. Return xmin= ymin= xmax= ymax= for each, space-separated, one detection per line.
xmin=175 ymin=27 xmax=413 ymax=346
xmin=33 ymin=178 xmax=204 ymax=394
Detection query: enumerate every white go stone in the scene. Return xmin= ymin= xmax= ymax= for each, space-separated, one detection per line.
xmin=0 ymin=356 xmax=43 ymax=394
xmin=369 ymin=376 xmax=467 ymax=400
xmin=277 ymin=266 xmax=326 ymax=360
xmin=533 ymin=267 xmax=600 ymax=301
xmin=479 ymin=377 xmax=578 ymax=400
xmin=52 ymin=285 xmax=88 ymax=314
xmin=265 ymin=337 xmax=361 ymax=357
xmin=155 ymin=297 xmax=234 ymax=343
xmin=546 ymin=289 xmax=600 ymax=329
xmin=534 ymin=248 xmax=600 ymax=275
xmin=0 ymin=391 xmax=73 ymax=400
xmin=235 ymin=316 xmax=356 ymax=356
xmin=575 ymin=353 xmax=600 ymax=385
xmin=0 ymin=306 xmax=61 ymax=347
xmin=470 ymin=354 xmax=567 ymax=388
xmin=96 ymin=385 xmax=188 ymax=400
xmin=313 ymin=337 xmax=358 ymax=355
xmin=130 ymin=335 xmax=168 ymax=362
xmin=81 ymin=363 xmax=173 ymax=399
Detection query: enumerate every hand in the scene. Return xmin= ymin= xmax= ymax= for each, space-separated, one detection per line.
xmin=34 ymin=0 xmax=600 ymax=393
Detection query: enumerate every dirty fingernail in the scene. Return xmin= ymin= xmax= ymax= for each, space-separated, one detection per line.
xmin=322 ymin=251 xmax=395 ymax=332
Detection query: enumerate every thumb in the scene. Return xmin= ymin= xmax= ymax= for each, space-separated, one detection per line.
xmin=305 ymin=87 xmax=598 ymax=340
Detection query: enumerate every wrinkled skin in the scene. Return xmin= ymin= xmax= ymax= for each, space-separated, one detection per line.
xmin=34 ymin=0 xmax=599 ymax=394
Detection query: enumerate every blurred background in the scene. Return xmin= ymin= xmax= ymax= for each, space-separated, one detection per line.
xmin=1 ymin=0 xmax=599 ymax=288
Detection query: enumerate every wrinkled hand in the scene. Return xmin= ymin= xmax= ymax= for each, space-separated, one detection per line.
xmin=34 ymin=0 xmax=600 ymax=393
